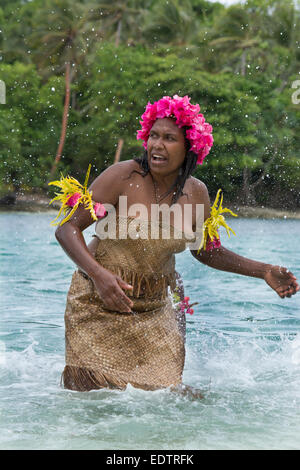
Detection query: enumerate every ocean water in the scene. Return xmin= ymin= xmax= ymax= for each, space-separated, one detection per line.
xmin=0 ymin=211 xmax=300 ymax=450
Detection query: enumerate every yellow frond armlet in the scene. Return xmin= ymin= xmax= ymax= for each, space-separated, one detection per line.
xmin=48 ymin=164 xmax=107 ymax=226
xmin=198 ymin=189 xmax=237 ymax=253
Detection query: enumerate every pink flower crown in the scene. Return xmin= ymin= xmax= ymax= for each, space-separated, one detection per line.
xmin=136 ymin=94 xmax=213 ymax=165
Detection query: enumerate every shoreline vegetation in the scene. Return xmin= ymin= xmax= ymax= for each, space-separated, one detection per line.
xmin=1 ymin=191 xmax=300 ymax=220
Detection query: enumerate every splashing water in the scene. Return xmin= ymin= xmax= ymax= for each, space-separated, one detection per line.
xmin=0 ymin=212 xmax=300 ymax=450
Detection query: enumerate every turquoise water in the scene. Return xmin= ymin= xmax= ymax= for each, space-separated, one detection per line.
xmin=1 ymin=211 xmax=300 ymax=450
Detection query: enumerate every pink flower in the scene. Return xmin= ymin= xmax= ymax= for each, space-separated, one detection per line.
xmin=186 ymin=128 xmax=199 ymax=141
xmin=179 ymin=296 xmax=195 ymax=315
xmin=94 ymin=202 xmax=107 ymax=219
xmin=156 ymin=97 xmax=172 ymax=118
xmin=196 ymin=149 xmax=207 ymax=165
xmin=144 ymin=101 xmax=158 ymax=121
xmin=66 ymin=192 xmax=81 ymax=207
xmin=136 ymin=95 xmax=213 ymax=165
xmin=206 ymin=236 xmax=221 ymax=251
xmin=137 ymin=128 xmax=149 ymax=141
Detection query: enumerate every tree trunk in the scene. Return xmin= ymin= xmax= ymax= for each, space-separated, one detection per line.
xmin=241 ymin=50 xmax=246 ymax=77
xmin=49 ymin=61 xmax=71 ymax=178
xmin=115 ymin=19 xmax=122 ymax=47
xmin=114 ymin=138 xmax=124 ymax=164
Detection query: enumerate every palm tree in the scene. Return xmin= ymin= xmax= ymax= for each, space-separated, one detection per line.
xmin=0 ymin=0 xmax=39 ymax=65
xmin=141 ymin=0 xmax=199 ymax=47
xmin=95 ymin=0 xmax=146 ymax=47
xmin=207 ymin=4 xmax=269 ymax=76
xmin=28 ymin=0 xmax=147 ymax=172
xmin=28 ymin=0 xmax=105 ymax=178
xmin=88 ymin=0 xmax=146 ymax=163
xmin=269 ymin=0 xmax=300 ymax=93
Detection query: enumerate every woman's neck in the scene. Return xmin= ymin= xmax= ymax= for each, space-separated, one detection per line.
xmin=149 ymin=169 xmax=179 ymax=192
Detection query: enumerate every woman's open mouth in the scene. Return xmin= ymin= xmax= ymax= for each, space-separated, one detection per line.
xmin=151 ymin=154 xmax=168 ymax=165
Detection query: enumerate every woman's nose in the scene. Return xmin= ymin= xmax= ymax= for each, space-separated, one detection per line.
xmin=153 ymin=137 xmax=164 ymax=149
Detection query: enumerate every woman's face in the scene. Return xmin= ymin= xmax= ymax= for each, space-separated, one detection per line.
xmin=147 ymin=118 xmax=186 ymax=177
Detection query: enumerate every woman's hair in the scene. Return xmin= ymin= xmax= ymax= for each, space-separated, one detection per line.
xmin=133 ymin=149 xmax=198 ymax=204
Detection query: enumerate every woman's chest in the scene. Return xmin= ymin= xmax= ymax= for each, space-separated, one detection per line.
xmin=116 ymin=175 xmax=197 ymax=235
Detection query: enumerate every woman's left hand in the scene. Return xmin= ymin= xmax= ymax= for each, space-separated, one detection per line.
xmin=264 ymin=266 xmax=300 ymax=298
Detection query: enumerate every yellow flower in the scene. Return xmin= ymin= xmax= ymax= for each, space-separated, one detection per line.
xmin=48 ymin=164 xmax=97 ymax=226
xmin=198 ymin=189 xmax=237 ymax=253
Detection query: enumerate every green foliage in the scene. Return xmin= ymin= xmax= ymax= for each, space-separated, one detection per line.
xmin=0 ymin=7 xmax=4 ymax=53
xmin=0 ymin=62 xmax=64 ymax=189
xmin=71 ymin=43 xmax=261 ymax=183
xmin=0 ymin=0 xmax=299 ymax=207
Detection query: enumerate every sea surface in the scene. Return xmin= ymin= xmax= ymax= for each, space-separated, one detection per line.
xmin=0 ymin=211 xmax=300 ymax=450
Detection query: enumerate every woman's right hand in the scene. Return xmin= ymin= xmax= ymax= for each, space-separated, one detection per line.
xmin=91 ymin=267 xmax=134 ymax=313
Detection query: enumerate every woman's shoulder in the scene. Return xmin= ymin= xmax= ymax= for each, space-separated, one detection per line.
xmin=185 ymin=176 xmax=209 ymax=201
xmin=89 ymin=159 xmax=141 ymax=204
xmin=91 ymin=159 xmax=141 ymax=186
xmin=99 ymin=159 xmax=140 ymax=178
xmin=185 ymin=176 xmax=211 ymax=220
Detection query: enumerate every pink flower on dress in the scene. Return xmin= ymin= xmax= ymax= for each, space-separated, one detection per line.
xmin=136 ymin=95 xmax=213 ymax=165
xmin=179 ymin=296 xmax=194 ymax=315
xmin=66 ymin=192 xmax=81 ymax=207
xmin=94 ymin=202 xmax=107 ymax=219
xmin=206 ymin=236 xmax=221 ymax=251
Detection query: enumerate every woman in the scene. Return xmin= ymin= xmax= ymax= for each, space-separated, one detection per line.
xmin=52 ymin=95 xmax=299 ymax=393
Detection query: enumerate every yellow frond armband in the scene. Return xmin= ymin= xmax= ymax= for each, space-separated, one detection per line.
xmin=198 ymin=189 xmax=237 ymax=253
xmin=48 ymin=164 xmax=107 ymax=226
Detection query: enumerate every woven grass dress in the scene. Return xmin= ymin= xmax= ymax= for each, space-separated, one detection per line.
xmin=62 ymin=215 xmax=195 ymax=392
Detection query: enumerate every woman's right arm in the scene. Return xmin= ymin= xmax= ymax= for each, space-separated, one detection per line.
xmin=55 ymin=162 xmax=134 ymax=313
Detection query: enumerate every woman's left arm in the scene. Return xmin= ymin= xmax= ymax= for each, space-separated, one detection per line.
xmin=191 ymin=246 xmax=299 ymax=299
xmin=189 ymin=179 xmax=299 ymax=299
